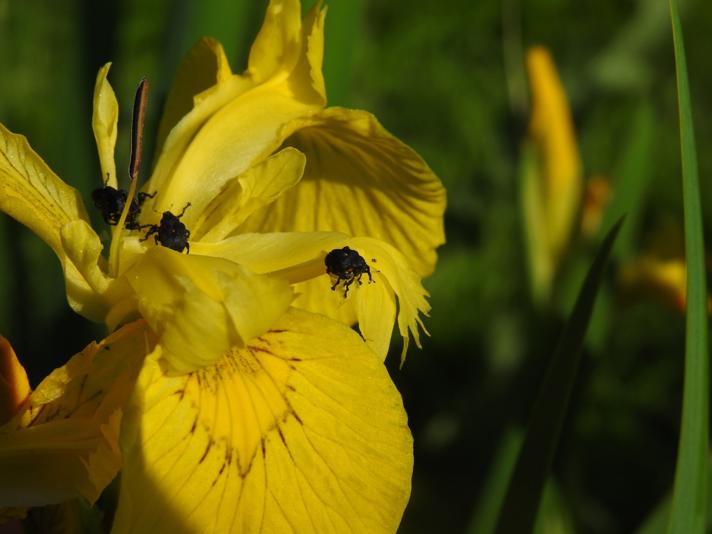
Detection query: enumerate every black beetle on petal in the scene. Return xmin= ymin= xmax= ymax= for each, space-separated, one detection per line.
xmin=92 ymin=185 xmax=155 ymax=230
xmin=324 ymin=246 xmax=374 ymax=297
xmin=140 ymin=203 xmax=192 ymax=253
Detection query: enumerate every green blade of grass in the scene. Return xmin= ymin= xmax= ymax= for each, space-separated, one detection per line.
xmin=666 ymin=1 xmax=709 ymax=533
xmin=493 ymin=218 xmax=624 ymax=534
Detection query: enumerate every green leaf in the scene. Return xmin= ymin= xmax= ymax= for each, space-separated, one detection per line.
xmin=494 ymin=218 xmax=624 ymax=534
xmin=666 ymin=1 xmax=709 ymax=533
xmin=321 ymin=0 xmax=364 ymax=106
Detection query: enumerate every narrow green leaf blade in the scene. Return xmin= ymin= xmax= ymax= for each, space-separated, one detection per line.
xmin=494 ymin=218 xmax=623 ymax=534
xmin=666 ymin=1 xmax=709 ymax=533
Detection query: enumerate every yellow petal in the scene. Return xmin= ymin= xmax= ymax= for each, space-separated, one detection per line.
xmin=246 ymin=0 xmax=303 ymax=84
xmin=0 ymin=123 xmax=107 ymax=318
xmin=113 ymin=309 xmax=412 ymax=534
xmin=0 ymin=336 xmax=30 ymax=425
xmin=0 ymin=123 xmax=91 ymax=258
xmin=349 ymin=237 xmax=428 ymax=363
xmin=238 ymin=107 xmax=447 ymax=278
xmin=0 ymin=321 xmax=150 ymax=507
xmin=125 ymin=247 xmax=293 ymax=373
xmin=61 ymin=220 xmax=111 ymax=321
xmin=355 ymin=276 xmax=397 ymax=362
xmin=146 ymin=4 xmax=327 ymax=222
xmin=246 ymin=0 xmax=326 ymax=106
xmin=145 ymin=73 xmax=255 ymax=213
xmin=193 ymin=232 xmax=430 ymax=361
xmin=147 ymin=84 xmax=318 ymax=228
xmin=155 ymin=37 xmax=234 ymax=156
xmin=92 ymin=63 xmax=119 ymax=189
xmin=288 ymin=1 xmax=327 ymax=106
xmin=192 ymin=147 xmax=306 ymax=241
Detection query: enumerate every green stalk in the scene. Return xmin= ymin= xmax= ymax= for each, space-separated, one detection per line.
xmin=666 ymin=1 xmax=709 ymax=532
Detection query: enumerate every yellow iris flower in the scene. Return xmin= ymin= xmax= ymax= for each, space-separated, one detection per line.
xmin=0 ymin=0 xmax=446 ymax=532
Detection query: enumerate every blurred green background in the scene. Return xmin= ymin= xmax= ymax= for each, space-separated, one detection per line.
xmin=1 ymin=0 xmax=711 ymax=532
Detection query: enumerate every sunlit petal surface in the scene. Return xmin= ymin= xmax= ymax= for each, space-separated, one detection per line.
xmin=239 ymin=108 xmax=446 ymax=277
xmin=192 ymin=147 xmax=307 ymax=242
xmin=194 ymin=232 xmax=429 ymax=361
xmin=156 ymin=37 xmax=235 ymax=156
xmin=114 ymin=309 xmax=412 ymax=534
xmin=125 ymin=248 xmax=294 ymax=374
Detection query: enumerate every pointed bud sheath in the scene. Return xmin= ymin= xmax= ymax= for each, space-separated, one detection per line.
xmin=522 ymin=46 xmax=583 ymax=303
xmin=0 ymin=336 xmax=30 ymax=425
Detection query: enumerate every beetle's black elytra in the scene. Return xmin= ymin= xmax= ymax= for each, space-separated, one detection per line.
xmin=140 ymin=203 xmax=192 ymax=253
xmin=324 ymin=246 xmax=374 ymax=297
xmin=92 ymin=185 xmax=127 ymax=226
xmin=92 ymin=186 xmax=155 ymax=230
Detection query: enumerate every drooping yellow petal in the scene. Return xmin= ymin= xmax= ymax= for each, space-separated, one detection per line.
xmin=0 ymin=123 xmax=107 ymax=319
xmin=0 ymin=321 xmax=150 ymax=507
xmin=238 ymin=107 xmax=447 ymax=278
xmin=125 ymin=247 xmax=293 ymax=373
xmin=155 ymin=38 xmax=234 ymax=156
xmin=192 ymin=147 xmax=306 ymax=242
xmin=193 ymin=232 xmax=430 ymax=361
xmin=0 ymin=337 xmax=30 ymax=425
xmin=92 ymin=63 xmax=119 ymax=189
xmin=349 ymin=236 xmax=429 ymax=363
xmin=114 ymin=309 xmax=412 ymax=534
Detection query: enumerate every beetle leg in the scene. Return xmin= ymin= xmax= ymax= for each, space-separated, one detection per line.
xmin=139 ymin=225 xmax=156 ymax=242
xmin=137 ymin=191 xmax=157 ymax=206
xmin=176 ymin=202 xmax=192 ymax=219
xmin=343 ymin=277 xmax=354 ymax=297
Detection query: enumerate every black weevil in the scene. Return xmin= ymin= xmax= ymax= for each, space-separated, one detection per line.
xmin=140 ymin=203 xmax=192 ymax=253
xmin=92 ymin=186 xmax=155 ymax=230
xmin=324 ymin=246 xmax=374 ymax=296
